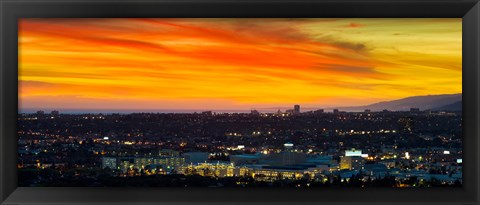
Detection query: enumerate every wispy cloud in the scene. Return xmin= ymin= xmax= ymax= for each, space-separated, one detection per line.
xmin=19 ymin=18 xmax=462 ymax=110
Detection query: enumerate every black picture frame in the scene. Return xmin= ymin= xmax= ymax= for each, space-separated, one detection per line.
xmin=1 ymin=0 xmax=479 ymax=204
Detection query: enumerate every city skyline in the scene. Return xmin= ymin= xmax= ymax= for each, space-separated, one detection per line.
xmin=19 ymin=92 xmax=462 ymax=114
xmin=19 ymin=18 xmax=462 ymax=111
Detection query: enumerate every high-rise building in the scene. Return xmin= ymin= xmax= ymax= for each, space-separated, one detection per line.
xmin=51 ymin=110 xmax=60 ymax=116
xmin=294 ymin=105 xmax=300 ymax=114
xmin=333 ymin=109 xmax=339 ymax=114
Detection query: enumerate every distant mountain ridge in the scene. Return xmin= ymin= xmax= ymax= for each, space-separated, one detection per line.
xmin=431 ymin=100 xmax=462 ymax=111
xmin=333 ymin=93 xmax=462 ymax=112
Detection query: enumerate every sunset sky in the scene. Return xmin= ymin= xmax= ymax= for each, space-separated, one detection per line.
xmin=19 ymin=18 xmax=462 ymax=112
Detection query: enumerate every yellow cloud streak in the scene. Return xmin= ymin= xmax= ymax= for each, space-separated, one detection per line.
xmin=19 ymin=18 xmax=462 ymax=110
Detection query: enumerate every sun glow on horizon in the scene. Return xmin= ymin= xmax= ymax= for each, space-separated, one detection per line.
xmin=19 ymin=18 xmax=462 ymax=111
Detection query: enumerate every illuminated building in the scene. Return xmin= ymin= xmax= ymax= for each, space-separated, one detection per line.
xmin=155 ymin=156 xmax=185 ymax=171
xmin=234 ymin=166 xmax=250 ymax=177
xmin=178 ymin=162 xmax=237 ymax=177
xmin=118 ymin=158 xmax=134 ymax=173
xmin=256 ymin=142 xmax=307 ymax=166
xmin=339 ymin=156 xmax=351 ymax=170
xmin=134 ymin=157 xmax=185 ymax=171
xmin=340 ymin=156 xmax=365 ymax=170
xmin=304 ymin=165 xmax=330 ymax=178
xmin=101 ymin=157 xmax=117 ymax=169
xmin=134 ymin=158 xmax=154 ymax=170
xmin=159 ymin=149 xmax=180 ymax=157
xmin=251 ymin=168 xmax=305 ymax=182
xmin=345 ymin=149 xmax=362 ymax=157
xmin=284 ymin=142 xmax=294 ymax=151
xmin=104 ymin=156 xmax=185 ymax=172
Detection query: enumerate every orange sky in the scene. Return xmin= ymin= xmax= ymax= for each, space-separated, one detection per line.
xmin=18 ymin=18 xmax=462 ymax=112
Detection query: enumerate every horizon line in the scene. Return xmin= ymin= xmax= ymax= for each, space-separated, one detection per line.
xmin=19 ymin=92 xmax=462 ymax=114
